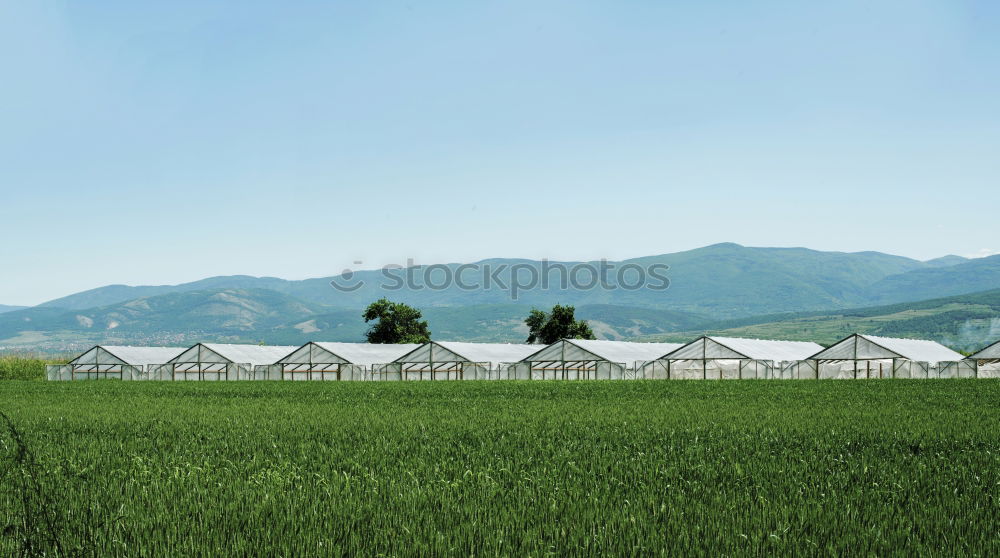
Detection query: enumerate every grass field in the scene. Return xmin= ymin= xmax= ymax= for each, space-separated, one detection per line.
xmin=2 ymin=380 xmax=999 ymax=555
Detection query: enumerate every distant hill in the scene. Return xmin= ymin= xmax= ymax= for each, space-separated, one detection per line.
xmin=0 ymin=305 xmax=27 ymax=314
xmin=11 ymin=243 xmax=999 ymax=352
xmin=638 ymin=288 xmax=1000 ymax=352
xmin=36 ymin=243 xmax=974 ymax=319
xmin=923 ymin=255 xmax=969 ymax=268
xmin=621 ymin=243 xmax=925 ymax=316
xmin=868 ymin=255 xmax=1000 ymax=305
xmin=0 ymin=289 xmax=711 ymax=350
xmin=6 ymin=285 xmax=999 ymax=353
xmin=0 ymin=289 xmax=324 ymax=350
xmin=38 ymin=276 xmax=295 ymax=311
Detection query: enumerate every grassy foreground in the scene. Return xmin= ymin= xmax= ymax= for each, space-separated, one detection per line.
xmin=1 ymin=381 xmax=998 ymax=556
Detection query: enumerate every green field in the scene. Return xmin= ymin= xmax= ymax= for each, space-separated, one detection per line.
xmin=2 ymin=381 xmax=999 ymax=555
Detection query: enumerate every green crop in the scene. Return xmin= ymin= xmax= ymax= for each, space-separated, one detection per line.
xmin=1 ymin=380 xmax=998 ymax=555
xmin=0 ymin=356 xmax=59 ymax=381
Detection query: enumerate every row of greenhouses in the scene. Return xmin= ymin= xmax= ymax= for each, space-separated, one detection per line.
xmin=46 ymin=334 xmax=1000 ymax=381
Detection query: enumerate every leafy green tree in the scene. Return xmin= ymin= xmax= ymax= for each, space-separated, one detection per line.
xmin=363 ymin=298 xmax=432 ymax=343
xmin=525 ymin=304 xmax=596 ymax=344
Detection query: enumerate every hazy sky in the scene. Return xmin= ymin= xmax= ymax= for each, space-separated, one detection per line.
xmin=1 ymin=1 xmax=998 ymax=305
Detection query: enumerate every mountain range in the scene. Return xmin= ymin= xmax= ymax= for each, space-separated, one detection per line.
xmin=3 ymin=243 xmax=998 ymax=352
xmin=33 ymin=243 xmax=995 ymax=313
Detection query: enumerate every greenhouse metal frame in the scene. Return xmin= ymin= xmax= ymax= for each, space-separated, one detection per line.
xmin=643 ymin=336 xmax=823 ymax=380
xmin=154 ymin=343 xmax=298 ymax=381
xmin=804 ymin=334 xmax=968 ymax=379
xmin=374 ymin=341 xmax=537 ymax=381
xmin=271 ymin=342 xmax=419 ymax=381
xmin=46 ymin=345 xmax=187 ymax=381
xmin=47 ymin=335 xmax=997 ymax=382
xmin=967 ymin=340 xmax=1000 ymax=378
xmin=510 ymin=339 xmax=681 ymax=380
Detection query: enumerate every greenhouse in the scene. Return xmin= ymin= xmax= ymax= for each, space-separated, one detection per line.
xmin=643 ymin=336 xmax=823 ymax=380
xmin=151 ymin=343 xmax=298 ymax=381
xmin=47 ymin=345 xmax=187 ymax=381
xmin=373 ymin=341 xmax=538 ymax=381
xmin=801 ymin=334 xmax=967 ymax=379
xmin=270 ymin=342 xmax=419 ymax=380
xmin=509 ymin=339 xmax=682 ymax=380
xmin=967 ymin=340 xmax=1000 ymax=378
xmin=41 ymin=336 xmax=986 ymax=382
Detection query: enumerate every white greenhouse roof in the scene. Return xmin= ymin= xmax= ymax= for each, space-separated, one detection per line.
xmin=682 ymin=337 xmax=823 ymax=361
xmin=313 ymin=342 xmax=421 ymax=367
xmin=434 ymin=341 xmax=539 ymax=364
xmin=569 ymin=339 xmax=684 ymax=363
xmin=71 ymin=345 xmax=187 ymax=366
xmin=521 ymin=339 xmax=684 ymax=364
xmin=170 ymin=343 xmax=299 ymax=366
xmin=810 ymin=334 xmax=963 ymax=363
xmin=865 ymin=335 xmax=963 ymax=362
xmin=395 ymin=342 xmax=539 ymax=365
xmin=968 ymin=340 xmax=1000 ymax=360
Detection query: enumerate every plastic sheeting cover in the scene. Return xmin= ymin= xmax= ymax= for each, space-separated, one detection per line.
xmin=659 ymin=337 xmax=822 ymax=362
xmin=523 ymin=339 xmax=683 ymax=364
xmin=705 ymin=337 xmax=822 ymax=361
xmin=395 ymin=342 xmax=538 ymax=365
xmin=968 ymin=340 xmax=1000 ymax=360
xmin=170 ymin=344 xmax=299 ymax=366
xmin=311 ymin=342 xmax=421 ymax=367
xmin=70 ymin=345 xmax=187 ymax=366
xmin=810 ymin=334 xmax=963 ymax=363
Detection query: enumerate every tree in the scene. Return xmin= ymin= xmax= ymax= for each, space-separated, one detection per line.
xmin=525 ymin=304 xmax=596 ymax=344
xmin=363 ymin=298 xmax=431 ymax=344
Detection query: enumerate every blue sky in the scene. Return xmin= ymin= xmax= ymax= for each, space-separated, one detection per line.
xmin=1 ymin=1 xmax=998 ymax=305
